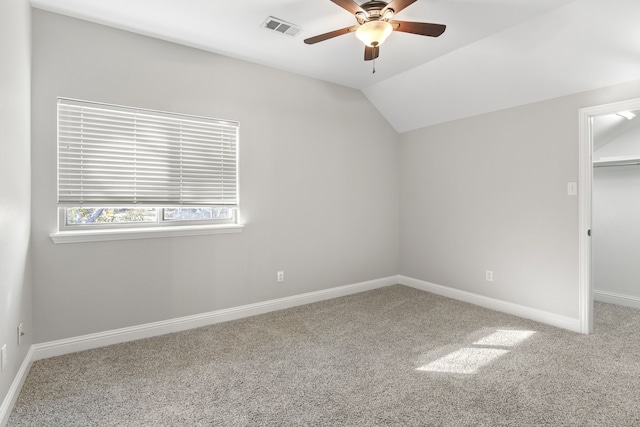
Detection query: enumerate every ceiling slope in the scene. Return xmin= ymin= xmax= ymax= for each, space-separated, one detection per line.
xmin=364 ymin=0 xmax=640 ymax=132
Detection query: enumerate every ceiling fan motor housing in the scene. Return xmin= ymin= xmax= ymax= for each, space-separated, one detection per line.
xmin=359 ymin=1 xmax=393 ymax=21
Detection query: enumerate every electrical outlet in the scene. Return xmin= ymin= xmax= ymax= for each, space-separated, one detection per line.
xmin=485 ymin=270 xmax=494 ymax=282
xmin=277 ymin=271 xmax=284 ymax=283
xmin=18 ymin=323 xmax=24 ymax=345
xmin=1 ymin=344 xmax=6 ymax=373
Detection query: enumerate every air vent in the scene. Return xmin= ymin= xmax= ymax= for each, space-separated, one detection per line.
xmin=262 ymin=16 xmax=302 ymax=37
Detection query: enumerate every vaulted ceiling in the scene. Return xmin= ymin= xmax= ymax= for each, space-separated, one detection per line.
xmin=30 ymin=0 xmax=640 ymax=133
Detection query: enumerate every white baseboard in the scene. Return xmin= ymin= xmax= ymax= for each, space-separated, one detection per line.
xmin=32 ymin=276 xmax=399 ymax=361
xmin=398 ymin=275 xmax=582 ymax=333
xmin=595 ymin=289 xmax=640 ymax=310
xmin=28 ymin=274 xmax=585 ymax=362
xmin=0 ymin=346 xmax=34 ymax=427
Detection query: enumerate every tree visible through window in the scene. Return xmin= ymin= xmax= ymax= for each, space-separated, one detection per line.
xmin=65 ymin=207 xmax=233 ymax=225
xmin=67 ymin=208 xmax=157 ymax=225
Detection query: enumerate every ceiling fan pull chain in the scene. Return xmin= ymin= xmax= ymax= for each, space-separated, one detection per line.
xmin=372 ymin=58 xmax=376 ymax=74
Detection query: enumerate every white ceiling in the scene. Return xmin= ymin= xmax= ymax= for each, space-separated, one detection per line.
xmin=30 ymin=0 xmax=640 ymax=133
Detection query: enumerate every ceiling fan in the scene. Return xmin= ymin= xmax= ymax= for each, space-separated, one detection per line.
xmin=304 ymin=0 xmax=446 ymax=63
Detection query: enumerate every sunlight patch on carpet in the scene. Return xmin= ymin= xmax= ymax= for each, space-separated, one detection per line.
xmin=416 ymin=347 xmax=510 ymax=374
xmin=416 ymin=329 xmax=537 ymax=375
xmin=473 ymin=329 xmax=536 ymax=347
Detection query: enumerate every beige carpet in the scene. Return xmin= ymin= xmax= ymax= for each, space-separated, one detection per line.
xmin=8 ymin=285 xmax=640 ymax=426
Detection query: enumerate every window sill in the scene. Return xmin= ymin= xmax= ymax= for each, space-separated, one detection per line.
xmin=49 ymin=223 xmax=245 ymax=244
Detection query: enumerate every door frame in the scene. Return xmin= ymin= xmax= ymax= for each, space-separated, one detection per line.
xmin=578 ymin=96 xmax=640 ymax=334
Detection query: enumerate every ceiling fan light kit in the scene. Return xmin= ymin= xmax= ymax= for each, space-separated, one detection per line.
xmin=355 ymin=20 xmax=393 ymax=47
xmin=304 ymin=0 xmax=446 ymax=69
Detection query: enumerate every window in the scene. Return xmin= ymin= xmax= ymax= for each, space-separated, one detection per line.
xmin=53 ymin=98 xmax=242 ymax=242
xmin=64 ymin=207 xmax=234 ymax=227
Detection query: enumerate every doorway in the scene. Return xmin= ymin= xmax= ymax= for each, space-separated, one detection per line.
xmin=578 ymin=97 xmax=640 ymax=334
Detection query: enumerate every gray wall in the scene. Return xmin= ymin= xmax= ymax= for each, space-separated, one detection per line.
xmin=593 ymin=123 xmax=640 ymax=300
xmin=399 ymin=80 xmax=640 ymax=319
xmin=0 ymin=0 xmax=33 ymax=410
xmin=31 ymin=10 xmax=400 ymax=343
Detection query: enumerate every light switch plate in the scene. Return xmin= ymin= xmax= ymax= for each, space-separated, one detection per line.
xmin=567 ymin=182 xmax=578 ymax=196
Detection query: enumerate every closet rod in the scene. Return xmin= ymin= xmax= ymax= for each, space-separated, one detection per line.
xmin=593 ymin=162 xmax=640 ymax=168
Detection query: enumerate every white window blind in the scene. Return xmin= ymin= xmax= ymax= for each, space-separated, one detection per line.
xmin=57 ymin=98 xmax=239 ymax=207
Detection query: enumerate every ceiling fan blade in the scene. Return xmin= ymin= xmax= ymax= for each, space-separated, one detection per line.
xmin=391 ymin=20 xmax=446 ymax=37
xmin=364 ymin=45 xmax=379 ymax=61
xmin=382 ymin=0 xmax=417 ymax=15
xmin=330 ymin=0 xmax=364 ymax=15
xmin=304 ymin=26 xmax=358 ymax=44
